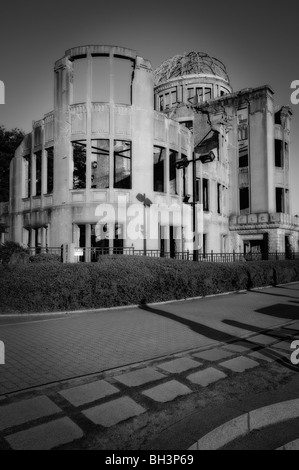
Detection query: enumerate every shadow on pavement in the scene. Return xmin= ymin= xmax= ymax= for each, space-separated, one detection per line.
xmin=222 ymin=319 xmax=291 ymax=339
xmin=139 ymin=304 xmax=250 ymax=344
xmin=255 ymin=304 xmax=299 ymax=320
xmin=248 ymin=289 xmax=296 ymax=299
xmin=139 ymin=305 xmax=299 ymax=371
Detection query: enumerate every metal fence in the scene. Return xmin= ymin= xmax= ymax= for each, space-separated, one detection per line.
xmin=26 ymin=247 xmax=299 ymax=263
xmin=28 ymin=247 xmax=62 ymax=257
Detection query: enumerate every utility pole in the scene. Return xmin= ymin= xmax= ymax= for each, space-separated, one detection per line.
xmin=176 ymin=128 xmax=218 ymax=261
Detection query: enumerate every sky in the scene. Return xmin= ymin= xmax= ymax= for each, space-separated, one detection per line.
xmin=0 ymin=0 xmax=298 ymax=212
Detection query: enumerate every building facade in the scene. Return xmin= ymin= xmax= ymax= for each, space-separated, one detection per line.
xmin=1 ymin=45 xmax=299 ymax=259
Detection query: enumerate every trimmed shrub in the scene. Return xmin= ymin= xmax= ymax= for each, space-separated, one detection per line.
xmin=0 ymin=256 xmax=298 ymax=314
xmin=29 ymin=253 xmax=61 ymax=264
xmin=0 ymin=241 xmax=29 ymax=265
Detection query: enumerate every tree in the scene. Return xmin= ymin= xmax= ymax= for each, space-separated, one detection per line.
xmin=0 ymin=125 xmax=25 ymax=202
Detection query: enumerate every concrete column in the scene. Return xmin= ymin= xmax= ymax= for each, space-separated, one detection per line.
xmin=30 ymin=228 xmax=35 ymax=248
xmin=41 ymin=121 xmax=46 ymax=197
xmin=41 ymin=226 xmax=46 ymax=248
xmin=85 ymin=223 xmax=91 ymax=262
xmin=177 ymin=85 xmax=183 ymax=104
xmin=72 ymin=224 xmax=79 ymax=245
xmin=109 ymin=52 xmax=114 ymax=197
xmin=31 ymin=125 xmax=36 ymax=196
xmin=53 ymin=58 xmax=72 ymax=206
xmin=86 ymin=52 xmax=92 ymax=202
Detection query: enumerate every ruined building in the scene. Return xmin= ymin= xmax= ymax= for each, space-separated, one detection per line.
xmin=1 ymin=45 xmax=298 ymax=259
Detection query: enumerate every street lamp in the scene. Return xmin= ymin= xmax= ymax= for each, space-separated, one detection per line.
xmin=176 ymin=128 xmax=219 ymax=261
xmin=136 ymin=193 xmax=153 ymax=256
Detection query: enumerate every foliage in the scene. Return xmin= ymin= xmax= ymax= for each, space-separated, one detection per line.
xmin=0 ymin=256 xmax=299 ymax=314
xmin=0 ymin=241 xmax=29 ymax=265
xmin=29 ymin=253 xmax=61 ymax=263
xmin=0 ymin=126 xmax=25 ymax=202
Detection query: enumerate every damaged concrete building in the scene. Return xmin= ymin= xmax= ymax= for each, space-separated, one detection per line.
xmin=1 ymin=45 xmax=299 ymax=260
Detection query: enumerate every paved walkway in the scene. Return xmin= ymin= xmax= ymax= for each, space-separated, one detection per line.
xmin=0 ymin=283 xmax=298 ymax=449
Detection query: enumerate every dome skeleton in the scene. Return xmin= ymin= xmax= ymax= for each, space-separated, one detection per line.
xmin=154 ymin=51 xmax=230 ymax=86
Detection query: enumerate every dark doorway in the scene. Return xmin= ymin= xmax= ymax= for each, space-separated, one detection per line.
xmin=113 ymin=223 xmax=123 ymax=254
xmin=170 ymin=226 xmax=176 ymax=259
xmin=160 ymin=226 xmax=165 ymax=257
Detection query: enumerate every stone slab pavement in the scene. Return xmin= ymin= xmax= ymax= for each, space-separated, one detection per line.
xmin=0 ymin=283 xmax=298 ymax=449
xmin=0 ymin=283 xmax=298 ymax=396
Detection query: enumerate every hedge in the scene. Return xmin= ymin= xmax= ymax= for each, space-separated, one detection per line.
xmin=0 ymin=256 xmax=299 ymax=314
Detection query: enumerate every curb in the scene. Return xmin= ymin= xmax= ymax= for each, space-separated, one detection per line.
xmin=188 ymin=398 xmax=299 ymax=450
xmin=277 ymin=438 xmax=299 ymax=450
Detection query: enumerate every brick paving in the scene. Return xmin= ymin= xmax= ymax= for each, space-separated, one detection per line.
xmin=0 ymin=283 xmax=298 ymax=449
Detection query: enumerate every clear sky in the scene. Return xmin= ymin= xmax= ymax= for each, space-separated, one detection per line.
xmin=0 ymin=0 xmax=298 ymax=212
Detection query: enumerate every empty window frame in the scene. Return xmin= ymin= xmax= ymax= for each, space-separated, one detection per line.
xmin=275 ymin=111 xmax=282 ymax=125
xmin=91 ymin=55 xmax=110 ymax=102
xmin=204 ymin=88 xmax=212 ymax=101
xmin=159 ymin=95 xmax=164 ymax=111
xmin=72 ymin=140 xmax=86 ymax=189
xmin=46 ymin=147 xmax=54 ymax=194
xmin=195 ymin=178 xmax=201 ymax=203
xmin=169 ymin=149 xmax=178 ymax=195
xmin=165 ymin=93 xmax=170 ymax=108
xmin=275 ymin=139 xmax=283 ymax=167
xmin=113 ymin=57 xmax=134 ymax=105
xmin=240 ymin=187 xmax=249 ymax=212
xmin=187 ymin=88 xmax=195 ymax=102
xmin=285 ymin=189 xmax=290 ymax=213
xmin=23 ymin=155 xmax=31 ymax=198
xmin=181 ymin=154 xmax=188 ymax=197
xmin=171 ymin=90 xmax=177 ymax=105
xmin=153 ymin=146 xmax=166 ymax=192
xmin=276 ymin=187 xmax=284 ymax=213
xmin=239 ymin=147 xmax=249 ymax=168
xmin=91 ymin=139 xmax=109 ymax=189
xmin=203 ymin=233 xmax=207 ymax=258
xmin=217 ymin=183 xmax=222 ymax=214
xmin=196 ymin=87 xmax=203 ymax=103
xmin=238 ymin=127 xmax=248 ymax=141
xmin=181 ymin=120 xmax=193 ymax=132
xmin=203 ymin=178 xmax=209 ymax=212
xmin=35 ymin=151 xmax=42 ymax=196
xmin=113 ymin=223 xmax=124 ymax=252
xmin=93 ymin=223 xmax=109 ymax=250
xmin=72 ymin=57 xmax=88 ymax=104
xmin=114 ymin=140 xmax=132 ymax=189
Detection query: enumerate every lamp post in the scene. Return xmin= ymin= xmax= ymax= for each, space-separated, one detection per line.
xmin=176 ymin=135 xmax=217 ymax=261
xmin=136 ymin=193 xmax=153 ymax=256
